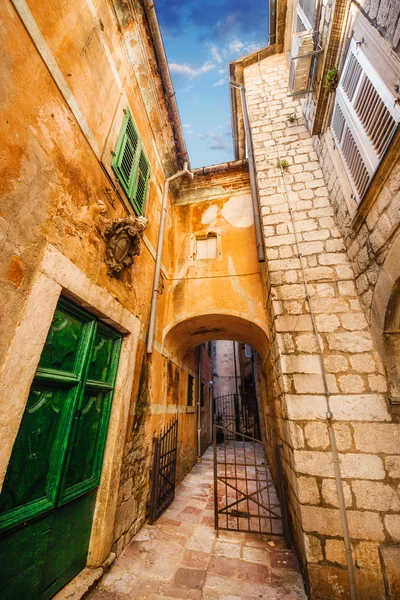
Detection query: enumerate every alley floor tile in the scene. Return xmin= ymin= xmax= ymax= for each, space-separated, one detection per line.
xmin=88 ymin=449 xmax=307 ymax=600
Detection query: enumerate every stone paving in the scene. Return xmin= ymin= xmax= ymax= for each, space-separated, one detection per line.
xmin=89 ymin=448 xmax=307 ymax=600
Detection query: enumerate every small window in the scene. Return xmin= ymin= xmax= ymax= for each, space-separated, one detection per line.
xmin=112 ymin=108 xmax=150 ymax=215
xmin=330 ymin=38 xmax=400 ymax=204
xmin=200 ymin=383 xmax=205 ymax=408
xmin=187 ymin=374 xmax=194 ymax=407
xmin=196 ymin=233 xmax=217 ymax=259
xmin=244 ymin=344 xmax=253 ymax=358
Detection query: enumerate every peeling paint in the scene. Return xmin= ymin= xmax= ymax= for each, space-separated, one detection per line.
xmin=222 ymin=194 xmax=254 ymax=228
xmin=201 ymin=204 xmax=218 ymax=225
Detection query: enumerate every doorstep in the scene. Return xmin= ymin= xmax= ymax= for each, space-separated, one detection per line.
xmin=53 ymin=554 xmax=116 ymax=600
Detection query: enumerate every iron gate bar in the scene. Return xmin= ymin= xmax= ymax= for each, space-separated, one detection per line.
xmin=149 ymin=417 xmax=178 ymax=524
xmin=214 ymin=392 xmax=261 ymax=440
xmin=213 ymin=423 xmax=291 ymax=547
xmin=218 ymin=480 xmax=282 ymax=519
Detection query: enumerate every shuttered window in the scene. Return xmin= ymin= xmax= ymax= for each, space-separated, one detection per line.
xmin=196 ymin=233 xmax=218 ymax=259
xmin=187 ymin=374 xmax=194 ymax=407
xmin=331 ymin=38 xmax=400 ymax=203
xmin=295 ymin=0 xmax=315 ymax=32
xmin=112 ymin=108 xmax=150 ymax=215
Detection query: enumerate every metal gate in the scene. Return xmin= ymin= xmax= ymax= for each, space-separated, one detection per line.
xmin=213 ymin=424 xmax=291 ymax=545
xmin=214 ymin=393 xmax=261 ymax=440
xmin=149 ymin=417 xmax=178 ymax=524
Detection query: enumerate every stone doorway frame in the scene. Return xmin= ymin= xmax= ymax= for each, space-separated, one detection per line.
xmin=0 ymin=244 xmax=141 ymax=569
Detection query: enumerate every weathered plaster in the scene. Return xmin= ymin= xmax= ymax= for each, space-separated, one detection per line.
xmin=162 ymin=166 xmax=269 ymax=362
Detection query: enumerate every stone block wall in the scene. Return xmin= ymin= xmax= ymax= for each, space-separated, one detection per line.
xmin=312 ymin=134 xmax=400 ymax=322
xmin=244 ymin=53 xmax=400 ymax=600
xmin=354 ymin=0 xmax=400 ymax=54
xmin=112 ymin=350 xmax=153 ymax=557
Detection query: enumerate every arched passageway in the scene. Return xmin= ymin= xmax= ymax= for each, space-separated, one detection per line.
xmin=162 ymin=312 xmax=269 ymax=362
xmin=160 ymin=312 xmax=288 ymax=543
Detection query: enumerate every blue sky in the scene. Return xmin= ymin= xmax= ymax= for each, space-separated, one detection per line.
xmin=156 ymin=1 xmax=269 ymax=168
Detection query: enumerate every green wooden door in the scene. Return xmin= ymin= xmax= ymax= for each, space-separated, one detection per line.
xmin=0 ymin=299 xmax=122 ymax=599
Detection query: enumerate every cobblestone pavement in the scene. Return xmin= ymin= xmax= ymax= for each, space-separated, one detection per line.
xmin=89 ymin=448 xmax=307 ymax=600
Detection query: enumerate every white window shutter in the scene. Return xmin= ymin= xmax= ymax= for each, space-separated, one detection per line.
xmin=196 ymin=235 xmax=217 ymax=260
xmin=295 ymin=0 xmax=315 ymax=32
xmin=331 ymin=38 xmax=400 ymax=203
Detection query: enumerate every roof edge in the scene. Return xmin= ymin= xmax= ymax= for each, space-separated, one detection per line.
xmin=141 ymin=0 xmax=190 ymax=169
xmin=229 ymin=0 xmax=287 ymax=161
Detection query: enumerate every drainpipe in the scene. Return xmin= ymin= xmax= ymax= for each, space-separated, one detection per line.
xmin=232 ymin=342 xmax=241 ymax=433
xmin=147 ymin=162 xmax=193 ymax=354
xmin=230 ymin=81 xmax=265 ymax=263
xmin=269 ymin=0 xmax=277 ymax=45
xmin=142 ymin=0 xmax=189 ymax=166
xmin=197 ymin=346 xmax=202 ymax=460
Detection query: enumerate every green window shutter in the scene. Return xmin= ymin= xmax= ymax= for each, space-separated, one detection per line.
xmin=131 ymin=148 xmax=150 ymax=215
xmin=112 ymin=108 xmax=150 ymax=215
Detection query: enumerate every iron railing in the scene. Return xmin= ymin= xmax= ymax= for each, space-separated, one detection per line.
xmin=149 ymin=417 xmax=178 ymax=524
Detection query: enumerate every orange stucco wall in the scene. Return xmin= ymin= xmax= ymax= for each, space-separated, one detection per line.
xmin=160 ymin=166 xmax=270 ymax=360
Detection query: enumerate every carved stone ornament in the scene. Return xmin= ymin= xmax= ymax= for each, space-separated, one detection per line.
xmin=103 ymin=215 xmax=148 ymax=276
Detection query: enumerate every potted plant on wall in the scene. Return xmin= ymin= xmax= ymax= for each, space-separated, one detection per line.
xmin=323 ymin=67 xmax=339 ymax=93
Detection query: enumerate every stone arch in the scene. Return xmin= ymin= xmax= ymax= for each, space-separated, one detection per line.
xmin=371 ymin=233 xmax=400 ymax=408
xmin=162 ymin=312 xmax=269 ymax=362
xmin=382 ymin=279 xmax=400 ymax=406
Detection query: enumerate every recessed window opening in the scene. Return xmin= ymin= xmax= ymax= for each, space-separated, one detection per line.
xmin=196 ymin=232 xmax=218 ymax=260
xmin=200 ymin=383 xmax=205 ymax=408
xmin=187 ymin=374 xmax=194 ymax=407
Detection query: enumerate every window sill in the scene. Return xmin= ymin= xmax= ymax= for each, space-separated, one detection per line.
xmin=186 ymin=406 xmax=195 ymax=414
xmin=389 ymin=397 xmax=400 ymax=416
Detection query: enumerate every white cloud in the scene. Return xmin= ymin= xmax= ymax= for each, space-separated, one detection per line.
xmin=212 ymin=78 xmax=226 ymax=87
xmin=202 ymin=38 xmax=261 ymax=74
xmin=176 ymin=83 xmax=195 ymax=93
xmin=196 ymin=130 xmax=232 ymax=152
xmin=228 ymin=38 xmax=260 ymax=56
xmin=169 ymin=61 xmax=216 ymax=79
xmin=207 ymin=43 xmax=225 ymax=64
xmin=182 ymin=123 xmax=194 ymax=135
xmin=228 ymin=39 xmax=244 ymax=53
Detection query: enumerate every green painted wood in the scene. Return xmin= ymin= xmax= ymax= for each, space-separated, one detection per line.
xmin=132 ymin=148 xmax=150 ymax=216
xmin=0 ymin=387 xmax=66 ymax=517
xmin=0 ymin=514 xmax=52 ymax=600
xmin=111 ymin=107 xmax=149 ymax=215
xmin=0 ymin=299 xmax=122 ymax=599
xmin=38 ymin=308 xmax=86 ymax=373
xmin=39 ymin=491 xmax=97 ymax=599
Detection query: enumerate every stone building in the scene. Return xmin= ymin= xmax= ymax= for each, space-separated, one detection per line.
xmin=1 ymin=0 xmax=400 ymax=599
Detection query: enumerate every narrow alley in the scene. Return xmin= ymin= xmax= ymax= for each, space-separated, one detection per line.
xmin=2 ymin=0 xmax=400 ymax=598
xmin=89 ymin=449 xmax=306 ymax=600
